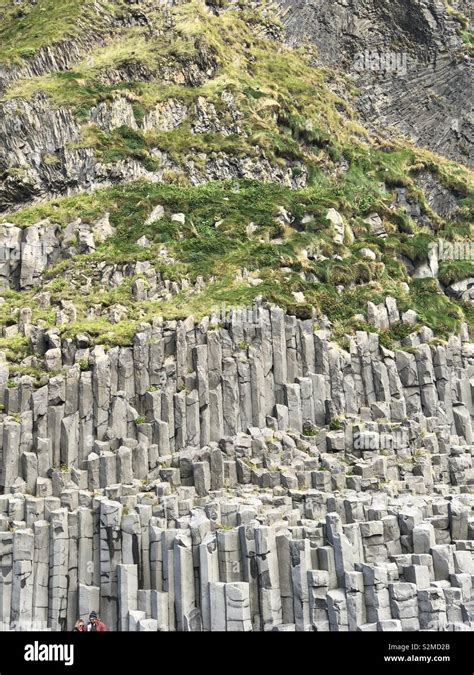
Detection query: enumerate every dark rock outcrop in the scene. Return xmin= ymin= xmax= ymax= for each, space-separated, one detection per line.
xmin=276 ymin=0 xmax=473 ymax=165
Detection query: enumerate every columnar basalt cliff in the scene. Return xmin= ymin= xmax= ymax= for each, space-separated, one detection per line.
xmin=0 ymin=0 xmax=472 ymax=633
xmin=0 ymin=302 xmax=472 ymax=631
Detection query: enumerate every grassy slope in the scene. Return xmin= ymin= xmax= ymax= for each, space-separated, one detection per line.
xmin=0 ymin=0 xmax=108 ymax=63
xmin=0 ymin=0 xmax=472 ymax=374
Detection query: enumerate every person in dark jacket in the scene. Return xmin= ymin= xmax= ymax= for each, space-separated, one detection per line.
xmin=87 ymin=611 xmax=107 ymax=631
xmin=74 ymin=619 xmax=86 ymax=632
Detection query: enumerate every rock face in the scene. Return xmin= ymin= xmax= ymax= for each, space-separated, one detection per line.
xmin=0 ymin=91 xmax=307 ymax=212
xmin=0 ymin=94 xmax=158 ymax=212
xmin=0 ymin=303 xmax=472 ymax=632
xmin=276 ymin=0 xmax=473 ymax=166
xmin=0 ymin=95 xmax=93 ymax=210
xmin=0 ymin=87 xmax=236 ymax=211
xmin=0 ymin=215 xmax=114 ymax=289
